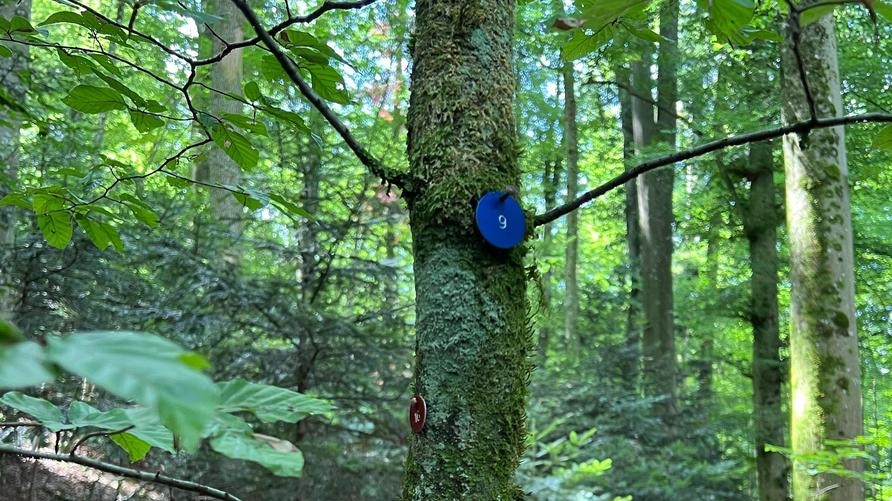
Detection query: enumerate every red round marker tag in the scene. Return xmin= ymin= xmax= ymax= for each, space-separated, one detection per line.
xmin=409 ymin=395 xmax=426 ymax=433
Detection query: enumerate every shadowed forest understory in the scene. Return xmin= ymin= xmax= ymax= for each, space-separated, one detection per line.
xmin=1 ymin=0 xmax=892 ymax=500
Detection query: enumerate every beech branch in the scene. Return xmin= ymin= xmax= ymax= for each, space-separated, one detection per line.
xmin=230 ymin=0 xmax=407 ymax=190
xmin=533 ymin=113 xmax=892 ymax=226
xmin=0 ymin=444 xmax=242 ymax=501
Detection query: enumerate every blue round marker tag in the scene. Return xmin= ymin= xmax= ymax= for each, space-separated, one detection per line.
xmin=475 ymin=191 xmax=526 ymax=249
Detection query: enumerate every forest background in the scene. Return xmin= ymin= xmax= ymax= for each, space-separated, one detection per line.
xmin=0 ymin=0 xmax=891 ymax=500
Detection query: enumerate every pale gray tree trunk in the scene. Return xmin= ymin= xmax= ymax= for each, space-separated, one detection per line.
xmin=561 ymin=62 xmax=579 ymax=347
xmin=782 ymin=8 xmax=863 ymax=501
xmin=0 ymin=0 xmax=32 ymax=318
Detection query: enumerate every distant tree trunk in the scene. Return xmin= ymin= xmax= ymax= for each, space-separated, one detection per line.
xmin=637 ymin=0 xmax=678 ymax=419
xmin=743 ymin=141 xmax=790 ymax=501
xmin=616 ymin=65 xmax=640 ymax=391
xmin=782 ymin=9 xmax=863 ymax=501
xmin=539 ymin=151 xmax=561 ymax=360
xmin=206 ymin=0 xmax=244 ymax=242
xmin=402 ymin=0 xmax=530 ymax=497
xmin=0 ymin=0 xmax=31 ymax=318
xmin=561 ymin=61 xmax=580 ymax=346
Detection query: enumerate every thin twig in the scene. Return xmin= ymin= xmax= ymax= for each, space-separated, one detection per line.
xmin=534 ymin=112 xmax=892 ymax=226
xmin=229 ymin=0 xmax=407 ymax=190
xmin=69 ymin=425 xmax=134 ymax=456
xmin=0 ymin=444 xmax=242 ymax=501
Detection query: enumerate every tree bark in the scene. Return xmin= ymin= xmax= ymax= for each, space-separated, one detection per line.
xmin=206 ymin=0 xmax=245 ymax=241
xmin=636 ymin=0 xmax=678 ymax=419
xmin=0 ymin=0 xmax=31 ymax=318
xmin=561 ymin=61 xmax=579 ymax=347
xmin=744 ymin=141 xmax=790 ymax=501
xmin=782 ymin=8 xmax=863 ymax=501
xmin=616 ymin=64 xmax=640 ymax=391
xmin=403 ymin=0 xmax=530 ymax=498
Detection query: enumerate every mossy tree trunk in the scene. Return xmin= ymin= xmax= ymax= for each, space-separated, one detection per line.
xmin=0 ymin=0 xmax=31 ymax=318
xmin=402 ymin=0 xmax=530 ymax=498
xmin=744 ymin=141 xmax=790 ymax=501
xmin=781 ymin=8 xmax=863 ymax=501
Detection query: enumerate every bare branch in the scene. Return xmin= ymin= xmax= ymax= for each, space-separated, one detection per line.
xmin=0 ymin=444 xmax=242 ymax=501
xmin=533 ymin=113 xmax=892 ymax=226
xmin=230 ymin=0 xmax=408 ymax=190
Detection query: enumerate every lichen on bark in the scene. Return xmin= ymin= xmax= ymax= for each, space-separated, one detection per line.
xmin=402 ymin=0 xmax=532 ymax=499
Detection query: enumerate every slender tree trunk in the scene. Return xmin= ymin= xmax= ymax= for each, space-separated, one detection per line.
xmin=617 ymin=65 xmax=640 ymax=391
xmin=561 ymin=62 xmax=580 ymax=346
xmin=0 ymin=0 xmax=31 ymax=319
xmin=744 ymin=141 xmax=790 ymax=500
xmin=403 ymin=0 xmax=530 ymax=497
xmin=206 ymin=0 xmax=244 ymax=242
xmin=539 ymin=152 xmax=561 ymax=360
xmin=636 ymin=0 xmax=679 ymax=419
xmin=782 ymin=9 xmax=863 ymax=501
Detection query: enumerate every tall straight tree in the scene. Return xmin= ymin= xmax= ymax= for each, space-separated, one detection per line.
xmin=637 ymin=0 xmax=679 ymax=419
xmin=402 ymin=0 xmax=530 ymax=498
xmin=206 ymin=0 xmax=245 ymax=240
xmin=561 ymin=56 xmax=580 ymax=346
xmin=0 ymin=0 xmax=31 ymax=317
xmin=617 ymin=65 xmax=641 ymax=390
xmin=743 ymin=141 xmax=789 ymax=500
xmin=782 ymin=7 xmax=863 ymax=500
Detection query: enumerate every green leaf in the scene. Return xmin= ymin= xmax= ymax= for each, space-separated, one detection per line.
xmin=280 ymin=30 xmax=346 ymax=64
xmin=129 ymin=110 xmax=165 ymax=133
xmin=165 ymin=176 xmax=192 ymax=189
xmin=222 ymin=113 xmax=268 ymax=137
xmin=260 ymin=55 xmax=289 ymax=82
xmin=209 ymin=431 xmax=303 ymax=477
xmin=87 ymin=54 xmax=122 ymax=76
xmin=40 ymin=11 xmax=89 ymax=28
xmin=0 ymin=392 xmax=71 ymax=431
xmin=0 ymin=318 xmax=25 ymax=345
xmin=10 ymin=16 xmax=35 ymax=33
xmin=216 ymin=379 xmax=332 ymax=424
xmin=244 ymin=81 xmax=261 ymax=101
xmin=624 ymin=24 xmax=666 ymax=44
xmin=0 ymin=342 xmax=54 ymax=389
xmin=210 ymin=125 xmax=259 ymax=171
xmin=37 ymin=211 xmax=73 ymax=249
xmin=93 ymin=73 xmax=145 ymax=107
xmin=75 ymin=216 xmax=123 ymax=252
xmin=44 ymin=332 xmax=219 ymax=451
xmin=123 ymin=407 xmax=175 ymax=453
xmin=177 ymin=352 xmax=211 ymax=370
xmin=0 ymin=46 xmax=13 ymax=58
xmin=110 ymin=432 xmax=152 ymax=462
xmin=877 ymin=1 xmax=892 ymax=23
xmin=68 ymin=401 xmax=133 ymax=429
xmin=261 ymin=105 xmax=309 ymax=132
xmin=580 ymin=0 xmax=649 ymax=31
xmin=56 ymin=49 xmax=96 ymax=75
xmin=62 ymin=85 xmax=126 ymax=114
xmin=799 ymin=4 xmax=836 ymax=26
xmin=0 ymin=193 xmax=31 ymax=209
xmin=698 ymin=0 xmax=755 ymax=45
xmin=232 ymin=192 xmax=264 ymax=211
xmin=118 ymin=194 xmax=160 ymax=228
xmin=269 ymin=193 xmax=312 ymax=220
xmin=562 ymin=25 xmax=616 ymax=61
xmin=872 ymin=124 xmax=892 ymax=150
xmin=305 ymin=63 xmax=349 ymax=104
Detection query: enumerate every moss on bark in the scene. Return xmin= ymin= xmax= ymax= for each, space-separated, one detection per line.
xmin=403 ymin=0 xmax=531 ymax=499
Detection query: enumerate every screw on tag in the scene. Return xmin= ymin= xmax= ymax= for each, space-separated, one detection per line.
xmin=475 ymin=191 xmax=526 ymax=249
xmin=409 ymin=395 xmax=426 ymax=433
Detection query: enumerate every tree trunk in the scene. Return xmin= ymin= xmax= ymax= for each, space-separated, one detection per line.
xmin=782 ymin=8 xmax=863 ymax=501
xmin=206 ymin=0 xmax=244 ymax=241
xmin=403 ymin=0 xmax=530 ymax=498
xmin=561 ymin=62 xmax=579 ymax=347
xmin=0 ymin=0 xmax=31 ymax=318
xmin=636 ymin=0 xmax=678 ymax=418
xmin=539 ymin=153 xmax=561 ymax=360
xmin=617 ymin=64 xmax=640 ymax=391
xmin=744 ymin=141 xmax=790 ymax=501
